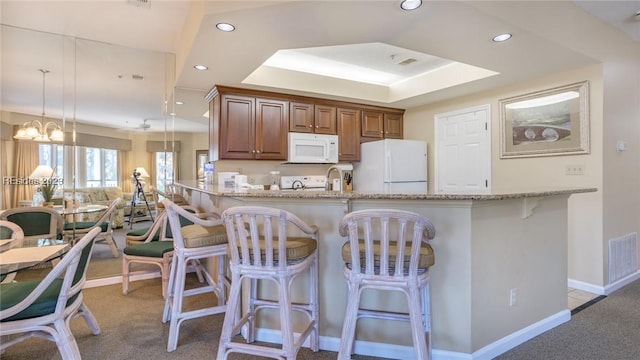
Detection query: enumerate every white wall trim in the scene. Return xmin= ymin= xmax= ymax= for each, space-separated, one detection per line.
xmin=567 ymin=278 xmax=605 ymax=295
xmin=252 ymin=309 xmax=570 ymax=360
xmin=603 ymin=270 xmax=640 ymax=295
xmin=84 ymin=270 xmax=160 ymax=289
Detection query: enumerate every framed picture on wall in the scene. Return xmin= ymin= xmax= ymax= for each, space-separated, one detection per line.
xmin=196 ymin=150 xmax=208 ymax=183
xmin=499 ymin=81 xmax=590 ymax=158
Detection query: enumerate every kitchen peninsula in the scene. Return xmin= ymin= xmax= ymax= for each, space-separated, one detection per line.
xmin=176 ymin=181 xmax=596 ymax=359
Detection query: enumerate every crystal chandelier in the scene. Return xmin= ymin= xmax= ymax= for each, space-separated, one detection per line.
xmin=14 ymin=69 xmax=64 ymax=142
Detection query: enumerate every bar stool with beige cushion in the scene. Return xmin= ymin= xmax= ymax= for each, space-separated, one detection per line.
xmin=161 ymin=199 xmax=229 ymax=352
xmin=217 ymin=205 xmax=320 ymax=360
xmin=338 ymin=209 xmax=436 ymax=360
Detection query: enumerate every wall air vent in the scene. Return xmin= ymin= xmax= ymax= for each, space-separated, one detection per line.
xmin=398 ymin=58 xmax=417 ymax=66
xmin=132 ymin=74 xmax=144 ymax=80
xmin=127 ymin=0 xmax=151 ymax=9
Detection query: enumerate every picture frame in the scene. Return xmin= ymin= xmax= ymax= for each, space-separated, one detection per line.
xmin=499 ymin=81 xmax=590 ymax=158
xmin=195 ymin=150 xmax=208 ymax=182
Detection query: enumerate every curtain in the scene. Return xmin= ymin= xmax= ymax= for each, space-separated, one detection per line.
xmin=1 ymin=140 xmax=11 ymax=208
xmin=12 ymin=141 xmax=39 ymax=208
xmin=119 ymin=150 xmax=133 ymax=194
xmin=150 ymin=153 xmax=156 ymax=190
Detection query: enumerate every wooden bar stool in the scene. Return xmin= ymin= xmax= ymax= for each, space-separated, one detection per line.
xmin=217 ymin=206 xmax=320 ymax=360
xmin=338 ymin=209 xmax=436 ymax=360
xmin=161 ymin=199 xmax=229 ymax=352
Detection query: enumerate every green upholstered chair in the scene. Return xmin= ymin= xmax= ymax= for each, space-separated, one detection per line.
xmin=0 ymin=227 xmax=102 ymax=359
xmin=122 ymin=205 xmax=200 ymax=298
xmin=63 ymin=198 xmax=120 ymax=257
xmin=0 ymin=207 xmax=63 ymax=245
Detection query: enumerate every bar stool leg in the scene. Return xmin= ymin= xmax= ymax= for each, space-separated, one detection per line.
xmin=408 ymin=285 xmax=429 ymax=360
xmin=309 ymin=254 xmax=320 ymax=352
xmin=278 ymin=275 xmax=295 ymax=360
xmin=217 ymin=271 xmax=242 ymax=360
xmin=338 ymin=277 xmax=362 ymax=359
xmin=167 ymin=254 xmax=187 ymax=352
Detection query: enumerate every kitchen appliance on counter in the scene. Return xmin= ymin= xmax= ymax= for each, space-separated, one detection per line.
xmin=353 ymin=139 xmax=427 ymax=193
xmin=287 ymin=133 xmax=339 ymax=164
xmin=280 ymin=175 xmax=327 ymax=191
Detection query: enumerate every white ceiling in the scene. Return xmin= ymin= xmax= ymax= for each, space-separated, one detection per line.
xmin=1 ymin=1 xmax=638 ymax=134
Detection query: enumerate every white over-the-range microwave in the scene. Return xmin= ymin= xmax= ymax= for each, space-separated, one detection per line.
xmin=287 ymin=133 xmax=339 ymax=164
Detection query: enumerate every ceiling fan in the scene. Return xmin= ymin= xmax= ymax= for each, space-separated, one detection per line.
xmin=120 ymin=119 xmax=152 ymax=132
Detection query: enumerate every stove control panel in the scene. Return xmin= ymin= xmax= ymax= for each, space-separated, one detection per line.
xmin=280 ymin=175 xmax=327 ymax=190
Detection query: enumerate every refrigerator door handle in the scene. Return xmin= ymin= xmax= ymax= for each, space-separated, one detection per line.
xmin=385 ymin=151 xmax=391 ymax=181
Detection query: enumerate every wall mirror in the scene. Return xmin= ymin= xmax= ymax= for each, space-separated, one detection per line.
xmin=1 ymin=24 xmax=184 ymax=281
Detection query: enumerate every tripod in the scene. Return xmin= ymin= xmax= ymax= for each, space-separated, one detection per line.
xmin=128 ymin=173 xmax=154 ymax=228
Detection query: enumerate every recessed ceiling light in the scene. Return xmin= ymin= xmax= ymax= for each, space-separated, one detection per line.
xmin=194 ymin=65 xmax=208 ymax=71
xmin=216 ymin=22 xmax=235 ymax=32
xmin=175 ymin=101 xmax=184 ymax=105
xmin=400 ymin=0 xmax=422 ymax=11
xmin=492 ymin=33 xmax=512 ymax=42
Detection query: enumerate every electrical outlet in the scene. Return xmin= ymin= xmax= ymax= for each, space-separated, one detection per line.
xmin=509 ymin=288 xmax=517 ymax=306
xmin=566 ymin=164 xmax=584 ymax=175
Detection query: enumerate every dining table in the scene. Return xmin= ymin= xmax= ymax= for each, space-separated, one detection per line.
xmin=0 ymin=237 xmax=69 ymax=277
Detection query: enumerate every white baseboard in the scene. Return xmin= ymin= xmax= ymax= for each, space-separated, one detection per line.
xmin=567 ymin=278 xmax=605 ymax=295
xmin=603 ymin=270 xmax=640 ymax=295
xmin=251 ymin=310 xmax=570 ymax=360
xmin=568 ymin=270 xmax=640 ymax=296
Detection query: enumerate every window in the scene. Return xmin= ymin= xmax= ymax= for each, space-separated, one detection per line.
xmin=155 ymin=151 xmax=174 ymax=191
xmin=38 ymin=143 xmax=64 ymax=177
xmin=81 ymin=147 xmax=118 ymax=187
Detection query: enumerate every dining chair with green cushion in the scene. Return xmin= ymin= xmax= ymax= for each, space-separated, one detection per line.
xmin=0 ymin=227 xmax=102 ymax=359
xmin=0 ymin=207 xmax=63 ymax=244
xmin=63 ymin=198 xmax=120 ymax=257
xmin=122 ymin=205 xmax=200 ymax=298
xmin=124 ymin=205 xmax=199 ymax=247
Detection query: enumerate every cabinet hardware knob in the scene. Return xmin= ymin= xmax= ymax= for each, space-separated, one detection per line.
xmin=252 ymin=150 xmax=256 ymax=153
xmin=256 ymin=150 xmax=261 ymax=153
xmin=309 ymin=124 xmax=313 ymax=127
xmin=380 ymin=131 xmax=384 ymax=134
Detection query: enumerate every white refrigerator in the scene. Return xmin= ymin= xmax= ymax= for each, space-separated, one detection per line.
xmin=353 ymin=139 xmax=427 ymax=193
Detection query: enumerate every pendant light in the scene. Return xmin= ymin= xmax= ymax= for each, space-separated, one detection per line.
xmin=14 ymin=69 xmax=64 ymax=142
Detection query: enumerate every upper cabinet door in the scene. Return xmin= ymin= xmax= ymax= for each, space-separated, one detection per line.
xmin=289 ymin=101 xmax=314 ymax=133
xmin=361 ymin=110 xmax=384 ymax=138
xmin=384 ymin=113 xmax=403 ymax=139
xmin=314 ymin=105 xmax=337 ymax=134
xmin=256 ymin=98 xmax=288 ymax=160
xmin=337 ymin=107 xmax=361 ymax=162
xmin=220 ymin=94 xmax=255 ymax=160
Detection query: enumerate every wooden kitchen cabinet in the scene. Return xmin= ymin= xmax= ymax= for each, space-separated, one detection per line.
xmin=209 ymin=85 xmax=403 ymax=162
xmin=360 ymin=110 xmax=403 ymax=142
xmin=219 ymin=94 xmax=255 ymax=160
xmin=289 ymin=101 xmax=337 ymax=134
xmin=337 ymin=107 xmax=361 ymax=162
xmin=384 ymin=113 xmax=403 ymax=139
xmin=216 ymin=91 xmax=287 ymax=160
xmin=255 ymin=98 xmax=288 ymax=160
xmin=361 ymin=110 xmax=384 ymax=138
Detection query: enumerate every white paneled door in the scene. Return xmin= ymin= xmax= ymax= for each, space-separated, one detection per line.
xmin=435 ymin=105 xmax=491 ymax=193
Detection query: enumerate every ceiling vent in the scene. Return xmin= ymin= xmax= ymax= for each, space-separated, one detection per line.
xmin=127 ymin=0 xmax=151 ymax=9
xmin=398 ymin=58 xmax=417 ymax=66
xmin=132 ymin=74 xmax=144 ymax=80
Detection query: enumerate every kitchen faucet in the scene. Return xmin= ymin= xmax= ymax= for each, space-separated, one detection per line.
xmin=325 ymin=165 xmax=343 ymax=191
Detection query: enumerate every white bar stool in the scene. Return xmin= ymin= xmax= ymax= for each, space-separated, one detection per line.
xmin=338 ymin=209 xmax=436 ymax=360
xmin=161 ymin=199 xmax=230 ymax=352
xmin=217 ymin=205 xmax=320 ymax=360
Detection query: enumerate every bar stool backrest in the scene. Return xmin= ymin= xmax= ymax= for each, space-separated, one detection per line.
xmin=339 ymin=209 xmax=436 ymax=278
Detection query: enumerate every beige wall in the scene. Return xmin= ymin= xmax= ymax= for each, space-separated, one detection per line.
xmin=404 ymin=64 xmax=607 ymax=287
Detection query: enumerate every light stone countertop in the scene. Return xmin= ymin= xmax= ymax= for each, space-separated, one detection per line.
xmin=176 ymin=181 xmax=597 ymax=201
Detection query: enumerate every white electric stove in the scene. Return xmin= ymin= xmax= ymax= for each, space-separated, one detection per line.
xmin=279 ymin=175 xmax=327 ymax=191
